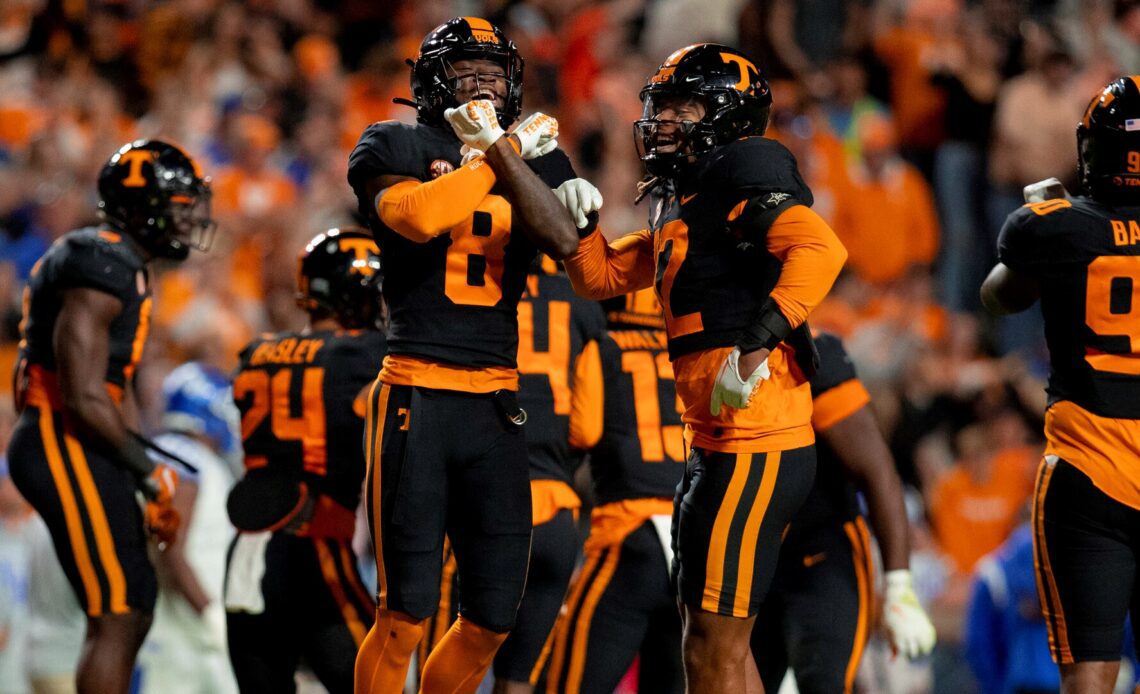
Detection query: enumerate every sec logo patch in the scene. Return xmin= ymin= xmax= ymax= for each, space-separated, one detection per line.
xmin=430 ymin=159 xmax=455 ymax=179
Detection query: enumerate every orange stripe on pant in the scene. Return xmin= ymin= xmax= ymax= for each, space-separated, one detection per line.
xmin=702 ymin=453 xmax=753 ymax=613
xmin=366 ymin=380 xmax=391 ymax=608
xmin=314 ymin=539 xmax=367 ymax=647
xmin=566 ymin=545 xmax=622 ymax=694
xmin=61 ymin=431 xmax=128 ymax=614
xmin=732 ymin=451 xmax=782 ymax=617
xmin=1032 ymin=459 xmax=1072 ymax=663
xmin=337 ymin=543 xmax=375 ymax=617
xmin=843 ymin=517 xmax=874 ymax=693
xmin=546 ymin=550 xmax=605 ymax=693
xmin=38 ymin=405 xmax=103 ymax=615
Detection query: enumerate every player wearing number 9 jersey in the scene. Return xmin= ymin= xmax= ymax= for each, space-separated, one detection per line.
xmin=346 ymin=16 xmax=581 ymax=693
xmin=224 ymin=228 xmax=385 ymax=694
xmin=982 ymin=76 xmax=1140 ymax=693
xmin=561 ymin=44 xmax=846 ymax=692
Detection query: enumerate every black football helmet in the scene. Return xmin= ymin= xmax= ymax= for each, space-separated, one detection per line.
xmin=635 ymin=44 xmax=772 ymax=177
xmin=408 ymin=17 xmax=524 ymax=128
xmin=1078 ymin=76 xmax=1140 ymax=202
xmin=296 ymin=227 xmax=383 ymax=329
xmin=97 ymin=140 xmax=215 ymax=261
xmin=600 ymin=288 xmax=665 ymax=330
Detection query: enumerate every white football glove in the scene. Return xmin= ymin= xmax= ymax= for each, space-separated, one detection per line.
xmin=444 ymin=99 xmax=504 ymax=152
xmin=882 ymin=569 xmax=937 ymax=659
xmin=459 ymin=145 xmax=484 ymax=166
xmin=709 ymin=346 xmax=770 ymax=416
xmin=512 ymin=112 xmax=559 ymax=159
xmin=554 ymin=178 xmax=603 ymax=228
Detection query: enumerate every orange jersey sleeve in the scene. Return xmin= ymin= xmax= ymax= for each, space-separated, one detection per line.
xmin=563 ymin=228 xmax=656 ymax=300
xmin=765 ymin=205 xmax=848 ymax=328
xmin=376 ymin=157 xmax=498 ymax=243
xmin=568 ymin=339 xmax=604 ymax=450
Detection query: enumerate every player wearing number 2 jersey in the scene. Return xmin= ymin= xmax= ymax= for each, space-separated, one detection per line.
xmin=561 ymin=45 xmax=846 ymax=693
xmin=982 ymin=76 xmax=1140 ymax=693
xmin=346 ymin=17 xmax=580 ymax=693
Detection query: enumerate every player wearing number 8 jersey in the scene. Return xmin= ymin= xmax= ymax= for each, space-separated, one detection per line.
xmin=560 ymin=44 xmax=846 ymax=693
xmin=225 ymin=228 xmax=385 ymax=694
xmin=346 ymin=16 xmax=581 ymax=693
xmin=982 ymin=76 xmax=1140 ymax=693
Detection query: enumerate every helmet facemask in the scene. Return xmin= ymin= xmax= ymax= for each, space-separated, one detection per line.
xmin=634 ymin=90 xmax=716 ymax=177
xmin=410 ymin=20 xmax=524 ymax=129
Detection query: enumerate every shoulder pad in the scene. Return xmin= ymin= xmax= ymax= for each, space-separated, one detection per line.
xmin=809 ymin=330 xmax=858 ymax=396
xmin=54 ymin=228 xmax=145 ymax=297
xmin=698 ymin=137 xmax=813 ymax=206
xmin=347 ymin=120 xmax=431 ymax=190
xmin=326 ymin=329 xmax=385 ymax=363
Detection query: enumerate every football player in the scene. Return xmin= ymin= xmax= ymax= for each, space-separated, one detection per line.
xmin=545 ymin=289 xmax=686 ymax=694
xmin=224 ymin=228 xmax=385 ymax=694
xmin=346 ymin=17 xmax=582 ymax=692
xmin=7 ymin=139 xmax=214 ymax=693
xmin=559 ymin=44 xmax=847 ymax=692
xmin=417 ymin=259 xmax=607 ymax=693
xmin=135 ymin=363 xmax=241 ymax=694
xmin=750 ymin=331 xmax=935 ymax=693
xmin=981 ymin=76 xmax=1140 ymax=693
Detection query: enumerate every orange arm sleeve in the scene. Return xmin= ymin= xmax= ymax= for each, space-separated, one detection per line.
xmin=568 ymin=340 xmax=604 ymax=450
xmin=376 ymin=158 xmax=497 ymax=243
xmin=765 ymin=205 xmax=848 ymax=328
xmin=563 ymin=228 xmax=656 ymax=300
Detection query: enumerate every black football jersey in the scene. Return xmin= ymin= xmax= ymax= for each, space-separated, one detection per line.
xmin=588 ymin=327 xmax=687 ymax=504
xmin=347 ymin=120 xmax=577 ymax=369
xmin=233 ymin=329 xmax=386 ymax=510
xmin=793 ymin=332 xmax=863 ymax=529
xmin=17 ymin=227 xmax=151 ymax=391
xmin=518 ymin=270 xmax=606 ymax=483
xmin=648 ymin=136 xmax=814 ymax=360
xmin=999 ymin=196 xmax=1140 ymax=418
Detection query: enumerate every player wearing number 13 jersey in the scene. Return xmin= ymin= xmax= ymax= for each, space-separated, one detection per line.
xmin=982 ymin=76 xmax=1140 ymax=692
xmin=346 ymin=16 xmax=580 ymax=694
xmin=561 ymin=44 xmax=846 ymax=693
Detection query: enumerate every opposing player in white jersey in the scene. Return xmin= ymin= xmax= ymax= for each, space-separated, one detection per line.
xmin=134 ymin=363 xmax=240 ymax=694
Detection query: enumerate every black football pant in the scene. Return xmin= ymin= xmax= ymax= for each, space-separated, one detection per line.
xmin=364 ymin=383 xmax=532 ymax=633
xmin=225 ymin=532 xmax=374 ymax=694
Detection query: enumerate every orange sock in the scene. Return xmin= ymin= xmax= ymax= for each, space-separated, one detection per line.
xmin=419 ymin=616 xmax=509 ymax=694
xmin=354 ymin=608 xmax=426 ymax=694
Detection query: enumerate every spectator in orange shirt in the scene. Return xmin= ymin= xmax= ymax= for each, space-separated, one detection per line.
xmin=872 ymin=0 xmax=960 ymax=174
xmin=831 ymin=113 xmax=940 ymax=286
xmin=928 ymin=421 xmax=1036 ymax=574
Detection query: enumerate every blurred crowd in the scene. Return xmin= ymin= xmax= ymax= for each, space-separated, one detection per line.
xmin=2 ymin=0 xmax=1140 ymax=691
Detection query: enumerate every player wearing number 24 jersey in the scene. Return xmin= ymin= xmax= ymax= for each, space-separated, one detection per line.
xmin=346 ymin=16 xmax=581 ymax=694
xmin=982 ymin=76 xmax=1140 ymax=692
